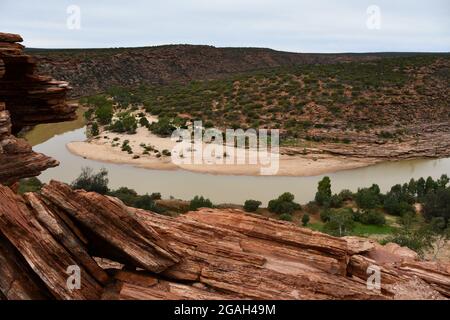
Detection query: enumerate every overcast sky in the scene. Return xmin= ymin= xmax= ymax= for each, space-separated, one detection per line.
xmin=0 ymin=0 xmax=449 ymax=52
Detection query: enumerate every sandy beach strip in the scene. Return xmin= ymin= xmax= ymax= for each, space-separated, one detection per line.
xmin=66 ymin=135 xmax=377 ymax=177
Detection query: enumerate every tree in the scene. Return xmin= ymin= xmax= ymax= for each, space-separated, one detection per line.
xmin=425 ymin=176 xmax=437 ymax=195
xmin=301 ymin=214 xmax=310 ymax=226
xmin=383 ymin=195 xmax=414 ymax=216
xmin=355 ymin=186 xmax=381 ymax=209
xmin=95 ymin=101 xmax=114 ymax=125
xmin=268 ymin=192 xmax=301 ymax=214
xmin=423 ymin=188 xmax=450 ymax=223
xmin=315 ymin=176 xmax=332 ymax=206
xmin=244 ymin=200 xmax=262 ymax=212
xmin=383 ymin=212 xmax=433 ymax=257
xmin=416 ymin=177 xmax=426 ymax=198
xmin=323 ymin=209 xmax=355 ymax=237
xmin=437 ymin=174 xmax=449 ymax=189
xmin=71 ymin=167 xmax=109 ymax=194
xmin=189 ymin=196 xmax=213 ymax=211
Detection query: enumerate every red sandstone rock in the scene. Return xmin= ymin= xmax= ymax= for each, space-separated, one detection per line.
xmin=0 ymin=32 xmax=76 ymax=185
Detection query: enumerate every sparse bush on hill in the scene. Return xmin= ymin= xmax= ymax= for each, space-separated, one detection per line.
xmin=189 ymin=196 xmax=213 ymax=211
xmin=244 ymin=200 xmax=262 ymax=212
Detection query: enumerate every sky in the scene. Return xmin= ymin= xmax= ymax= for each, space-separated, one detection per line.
xmin=0 ymin=0 xmax=449 ymax=53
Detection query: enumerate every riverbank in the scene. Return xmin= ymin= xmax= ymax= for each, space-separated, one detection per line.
xmin=67 ymin=125 xmax=378 ymax=177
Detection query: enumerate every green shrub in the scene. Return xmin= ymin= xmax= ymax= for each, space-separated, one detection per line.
xmin=355 ymin=185 xmax=381 ymax=209
xmin=423 ymin=188 xmax=450 ymax=223
xmin=149 ymin=117 xmax=176 ymax=137
xmin=189 ymin=196 xmax=213 ymax=211
xmin=354 ymin=210 xmax=386 ymax=226
xmin=279 ymin=213 xmax=293 ymax=222
xmin=94 ymin=99 xmax=114 ymax=125
xmin=110 ymin=112 xmax=137 ymax=134
xmin=243 ymin=200 xmax=262 ymax=212
xmin=301 ymin=214 xmax=310 ymax=226
xmin=139 ymin=116 xmax=150 ymax=127
xmin=268 ymin=192 xmax=301 ymax=214
xmin=71 ymin=167 xmax=109 ymax=194
xmin=90 ymin=122 xmax=99 ymax=136
xmin=18 ymin=177 xmax=43 ymax=194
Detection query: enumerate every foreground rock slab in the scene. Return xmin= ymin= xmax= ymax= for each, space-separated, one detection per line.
xmin=0 ymin=181 xmax=448 ymax=300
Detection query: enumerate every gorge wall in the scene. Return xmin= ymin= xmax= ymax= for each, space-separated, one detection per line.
xmin=0 ymin=32 xmax=76 ymax=185
xmin=30 ymin=45 xmax=384 ymax=98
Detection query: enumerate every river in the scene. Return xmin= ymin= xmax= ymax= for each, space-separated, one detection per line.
xmin=27 ymin=116 xmax=450 ymax=205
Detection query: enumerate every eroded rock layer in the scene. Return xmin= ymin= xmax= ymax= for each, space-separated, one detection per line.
xmin=0 ymin=32 xmax=77 ymax=133
xmin=0 ymin=32 xmax=76 ymax=185
xmin=0 ymin=181 xmax=449 ymax=300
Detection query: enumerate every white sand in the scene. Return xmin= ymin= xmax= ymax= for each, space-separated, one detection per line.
xmin=66 ymin=111 xmax=377 ymax=177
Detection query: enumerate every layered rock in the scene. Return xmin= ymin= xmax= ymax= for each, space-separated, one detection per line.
xmin=0 ymin=32 xmax=77 ymax=133
xmin=0 ymin=32 xmax=76 ymax=185
xmin=0 ymin=180 xmax=449 ymax=300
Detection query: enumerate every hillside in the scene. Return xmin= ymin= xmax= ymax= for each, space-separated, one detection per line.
xmin=29 ymin=45 xmax=396 ymax=98
xmin=75 ymin=52 xmax=450 ymax=163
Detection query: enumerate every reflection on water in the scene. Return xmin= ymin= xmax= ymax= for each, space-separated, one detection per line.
xmin=34 ymin=127 xmax=450 ymax=205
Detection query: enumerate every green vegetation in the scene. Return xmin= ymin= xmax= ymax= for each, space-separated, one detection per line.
xmin=148 ymin=117 xmax=177 ymax=137
xmin=189 ymin=196 xmax=213 ymax=211
xmin=322 ymin=208 xmax=355 ymax=237
xmin=121 ymin=140 xmax=133 ymax=154
xmin=109 ymin=112 xmax=138 ymax=134
xmin=301 ymin=213 xmax=310 ymax=226
xmin=243 ymin=200 xmax=262 ymax=212
xmin=71 ymin=167 xmax=109 ymax=194
xmin=18 ymin=177 xmax=43 ymax=194
xmin=77 ymin=55 xmax=449 ymax=143
xmin=307 ymin=174 xmax=450 ymax=256
xmin=71 ymin=168 xmax=164 ymax=214
xmin=90 ymin=122 xmax=99 ymax=136
xmin=268 ymin=192 xmax=301 ymax=215
xmin=108 ymin=187 xmax=164 ymax=214
xmin=279 ymin=213 xmax=293 ymax=222
xmin=315 ymin=176 xmax=332 ymax=206
xmin=423 ymin=187 xmax=450 ymax=223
